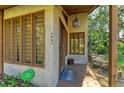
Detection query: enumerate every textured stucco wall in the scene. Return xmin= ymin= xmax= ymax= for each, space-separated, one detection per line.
xmin=4 ymin=5 xmax=55 ymax=87
xmin=68 ymin=13 xmax=88 ymax=33
xmin=51 ymin=6 xmax=66 ymax=86
xmin=67 ymin=13 xmax=88 ymax=64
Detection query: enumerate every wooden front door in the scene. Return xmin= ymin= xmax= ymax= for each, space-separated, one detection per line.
xmin=59 ymin=20 xmax=68 ymax=76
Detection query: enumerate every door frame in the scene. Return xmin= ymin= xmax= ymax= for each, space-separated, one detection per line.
xmin=58 ymin=19 xmax=68 ymax=77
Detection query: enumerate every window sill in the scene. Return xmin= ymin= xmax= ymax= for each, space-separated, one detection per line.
xmin=4 ymin=61 xmax=44 ymax=68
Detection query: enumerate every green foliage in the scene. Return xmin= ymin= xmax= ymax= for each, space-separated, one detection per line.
xmin=119 ymin=6 xmax=124 ymax=39
xmin=118 ymin=42 xmax=124 ymax=67
xmin=92 ymin=63 xmax=100 ymax=68
xmin=0 ymin=74 xmax=33 ymax=87
xmin=88 ymin=5 xmax=124 ymax=73
xmin=88 ymin=6 xmax=109 ymax=55
xmin=22 ymin=81 xmax=30 ymax=87
xmin=0 ymin=74 xmax=17 ymax=87
xmin=88 ymin=5 xmax=124 ymax=57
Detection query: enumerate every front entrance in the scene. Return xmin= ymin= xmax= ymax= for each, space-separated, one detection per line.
xmin=59 ymin=19 xmax=68 ymax=76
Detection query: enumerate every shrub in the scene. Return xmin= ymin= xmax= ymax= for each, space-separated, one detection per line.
xmin=0 ymin=74 xmax=33 ymax=87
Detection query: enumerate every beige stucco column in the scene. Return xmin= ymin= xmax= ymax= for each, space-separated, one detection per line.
xmin=0 ymin=10 xmax=3 ymax=79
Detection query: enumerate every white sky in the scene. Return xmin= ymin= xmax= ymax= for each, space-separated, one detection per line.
xmin=0 ymin=0 xmax=124 ymax=5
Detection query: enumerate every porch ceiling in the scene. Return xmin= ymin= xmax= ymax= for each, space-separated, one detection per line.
xmin=0 ymin=5 xmax=16 ymax=10
xmin=61 ymin=5 xmax=98 ymax=15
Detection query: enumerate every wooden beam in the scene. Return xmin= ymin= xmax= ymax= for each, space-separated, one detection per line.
xmin=0 ymin=10 xmax=3 ymax=79
xmin=59 ymin=12 xmax=69 ymax=32
xmin=109 ymin=5 xmax=118 ymax=87
xmin=88 ymin=5 xmax=99 ymax=14
xmin=58 ymin=5 xmax=69 ymax=17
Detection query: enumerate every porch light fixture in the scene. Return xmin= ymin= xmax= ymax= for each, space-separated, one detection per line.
xmin=72 ymin=9 xmax=80 ymax=28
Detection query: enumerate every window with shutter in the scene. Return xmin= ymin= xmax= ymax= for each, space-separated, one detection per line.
xmin=4 ymin=11 xmax=45 ymax=67
xmin=5 ymin=19 xmax=13 ymax=62
xmin=79 ymin=33 xmax=84 ymax=54
xmin=70 ymin=32 xmax=85 ymax=55
xmin=13 ymin=17 xmax=21 ymax=63
xmin=23 ymin=15 xmax=32 ymax=64
xmin=33 ymin=12 xmax=45 ymax=66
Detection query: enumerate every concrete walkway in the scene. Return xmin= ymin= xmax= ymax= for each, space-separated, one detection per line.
xmin=82 ymin=66 xmax=101 ymax=87
xmin=82 ymin=74 xmax=101 ymax=87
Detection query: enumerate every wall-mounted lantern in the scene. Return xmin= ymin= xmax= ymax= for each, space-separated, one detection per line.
xmin=72 ymin=8 xmax=80 ymax=28
xmin=72 ymin=15 xmax=80 ymax=28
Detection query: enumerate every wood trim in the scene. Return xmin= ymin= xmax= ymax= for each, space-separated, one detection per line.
xmin=4 ymin=20 xmax=7 ymax=62
xmin=69 ymin=33 xmax=73 ymax=54
xmin=109 ymin=5 xmax=118 ymax=87
xmin=59 ymin=19 xmax=63 ymax=75
xmin=67 ymin=32 xmax=69 ymax=55
xmin=32 ymin=13 xmax=36 ymax=66
xmin=63 ymin=30 xmax=68 ymax=56
xmin=42 ymin=11 xmax=45 ymax=68
xmin=0 ymin=10 xmax=3 ymax=79
xmin=17 ymin=16 xmax=21 ymax=63
xmin=3 ymin=12 xmax=6 ymax=64
xmin=13 ymin=18 xmax=16 ymax=63
xmin=20 ymin=16 xmax=23 ymax=64
xmin=11 ymin=19 xmax=13 ymax=63
xmin=31 ymin=14 xmax=33 ymax=66
xmin=12 ymin=18 xmax=16 ymax=63
xmin=83 ymin=33 xmax=85 ymax=54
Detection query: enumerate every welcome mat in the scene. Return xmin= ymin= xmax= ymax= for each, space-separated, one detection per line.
xmin=60 ymin=69 xmax=75 ymax=82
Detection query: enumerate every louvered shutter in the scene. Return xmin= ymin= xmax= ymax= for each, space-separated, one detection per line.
xmin=70 ymin=32 xmax=85 ymax=54
xmin=79 ymin=32 xmax=85 ymax=54
xmin=13 ymin=17 xmax=21 ymax=62
xmin=33 ymin=12 xmax=45 ymax=65
xmin=5 ymin=19 xmax=13 ymax=62
xmin=23 ymin=15 xmax=32 ymax=64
